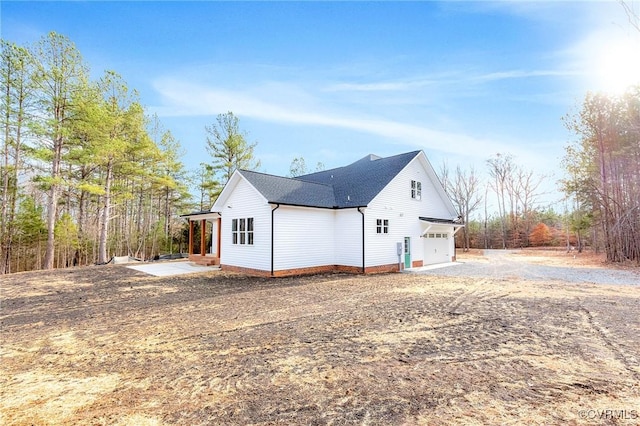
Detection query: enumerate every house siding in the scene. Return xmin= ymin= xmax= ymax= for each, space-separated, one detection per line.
xmin=334 ymin=209 xmax=364 ymax=269
xmin=273 ymin=205 xmax=336 ymax=271
xmin=211 ymin=151 xmax=459 ymax=277
xmin=220 ymin=178 xmax=272 ymax=272
xmin=365 ymin=156 xmax=455 ymax=268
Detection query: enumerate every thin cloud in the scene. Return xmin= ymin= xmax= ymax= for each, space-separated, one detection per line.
xmin=152 ymin=78 xmax=519 ymax=159
xmin=324 ymin=79 xmax=436 ymax=92
xmin=473 ymin=69 xmax=583 ymax=82
xmin=323 ymin=67 xmax=579 ymax=95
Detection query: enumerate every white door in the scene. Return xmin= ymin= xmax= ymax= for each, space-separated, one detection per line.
xmin=423 ymin=232 xmax=450 ymax=265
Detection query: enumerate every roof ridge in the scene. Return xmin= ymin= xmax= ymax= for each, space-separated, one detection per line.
xmin=298 ymin=150 xmax=421 ymax=179
xmin=236 ymin=150 xmax=424 ymax=209
xmin=239 ymin=169 xmax=335 ymax=189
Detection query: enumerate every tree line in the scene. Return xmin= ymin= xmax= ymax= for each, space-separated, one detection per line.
xmin=439 ymin=86 xmax=640 ymax=265
xmin=563 ymin=87 xmax=640 ymax=263
xmin=0 ymin=33 xmax=199 ymax=273
xmin=1 ymin=32 xmax=262 ymax=274
xmin=439 ymin=153 xmax=552 ymax=252
xmin=3 ymin=32 xmax=638 ymax=274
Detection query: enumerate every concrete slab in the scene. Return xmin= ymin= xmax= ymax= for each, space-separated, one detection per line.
xmin=127 ymin=261 xmax=220 ymax=277
xmin=403 ymin=262 xmax=463 ymax=273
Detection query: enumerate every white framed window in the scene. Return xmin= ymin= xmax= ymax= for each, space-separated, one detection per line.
xmin=376 ymin=219 xmax=389 ymax=234
xmin=411 ymin=180 xmax=422 ymax=200
xmin=232 ymin=219 xmax=238 ymax=244
xmin=239 ymin=218 xmax=246 ymax=244
xmin=232 ymin=217 xmax=254 ymax=245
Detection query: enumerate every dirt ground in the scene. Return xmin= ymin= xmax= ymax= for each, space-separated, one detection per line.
xmin=1 ymin=249 xmax=639 ymax=425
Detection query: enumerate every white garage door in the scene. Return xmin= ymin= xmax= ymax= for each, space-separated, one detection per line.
xmin=424 ymin=232 xmax=450 ymax=265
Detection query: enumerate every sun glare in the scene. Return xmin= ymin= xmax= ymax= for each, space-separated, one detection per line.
xmin=595 ymin=38 xmax=640 ymax=94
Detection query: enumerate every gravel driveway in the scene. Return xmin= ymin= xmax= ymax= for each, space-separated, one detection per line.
xmin=411 ymin=249 xmax=640 ymax=286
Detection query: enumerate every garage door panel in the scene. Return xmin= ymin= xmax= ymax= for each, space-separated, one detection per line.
xmin=423 ymin=232 xmax=450 ymax=265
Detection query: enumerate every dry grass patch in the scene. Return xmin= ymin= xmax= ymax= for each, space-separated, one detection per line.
xmin=1 ymin=263 xmax=639 ymax=425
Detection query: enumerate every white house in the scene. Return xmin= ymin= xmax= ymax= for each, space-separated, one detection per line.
xmin=183 ymin=150 xmax=463 ymax=277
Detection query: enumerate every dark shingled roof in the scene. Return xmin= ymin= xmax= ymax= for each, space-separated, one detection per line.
xmin=238 ymin=151 xmax=421 ymax=209
xmin=239 ymin=170 xmax=337 ymax=208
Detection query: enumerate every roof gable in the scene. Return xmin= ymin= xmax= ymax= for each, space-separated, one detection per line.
xmin=297 ymin=151 xmax=421 ymax=208
xmin=218 ymin=150 xmax=451 ymax=211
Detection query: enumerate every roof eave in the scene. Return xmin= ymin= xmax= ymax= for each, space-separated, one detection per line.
xmin=268 ymin=201 xmax=367 ymax=210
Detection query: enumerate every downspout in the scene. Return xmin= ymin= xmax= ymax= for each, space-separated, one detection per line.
xmin=271 ymin=204 xmax=280 ymax=277
xmin=358 ymin=207 xmax=365 ymax=274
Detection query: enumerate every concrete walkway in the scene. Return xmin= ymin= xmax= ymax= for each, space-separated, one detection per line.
xmin=127 ymin=261 xmax=219 ymax=277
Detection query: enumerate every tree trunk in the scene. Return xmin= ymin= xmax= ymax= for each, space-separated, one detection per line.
xmin=98 ymin=160 xmax=113 ymax=264
xmin=43 ymin=145 xmax=61 ymax=270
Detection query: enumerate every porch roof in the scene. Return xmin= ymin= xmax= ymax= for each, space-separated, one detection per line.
xmin=419 ymin=216 xmax=463 ymax=225
xmin=419 ymin=216 xmax=464 ymax=236
xmin=180 ymin=210 xmax=220 ymax=220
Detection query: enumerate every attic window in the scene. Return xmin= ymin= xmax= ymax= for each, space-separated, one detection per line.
xmin=376 ymin=219 xmax=389 ymax=234
xmin=411 ymin=180 xmax=422 ymax=200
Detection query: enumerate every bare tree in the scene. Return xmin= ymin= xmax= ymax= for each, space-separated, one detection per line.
xmin=514 ymin=168 xmax=544 ymax=247
xmin=451 ymin=166 xmax=483 ymax=251
xmin=620 ymin=0 xmax=640 ymax=33
xmin=289 ymin=157 xmax=307 ymax=177
xmin=439 ymin=162 xmax=483 ymax=251
xmin=563 ymin=88 xmax=640 ymax=263
xmin=487 ymin=153 xmax=514 ymax=249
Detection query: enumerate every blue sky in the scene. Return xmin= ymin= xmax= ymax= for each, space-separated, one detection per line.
xmin=3 ymin=1 xmax=640 ymax=209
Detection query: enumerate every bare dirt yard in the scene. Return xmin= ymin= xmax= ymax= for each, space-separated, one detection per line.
xmin=1 ymin=249 xmax=639 ymax=425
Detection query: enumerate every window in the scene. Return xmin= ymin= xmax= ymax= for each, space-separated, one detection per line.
xmin=232 ymin=219 xmax=238 ymax=244
xmin=411 ymin=180 xmax=422 ymax=200
xmin=239 ymin=218 xmax=246 ymax=244
xmin=232 ymin=217 xmax=254 ymax=245
xmin=376 ymin=219 xmax=389 ymax=234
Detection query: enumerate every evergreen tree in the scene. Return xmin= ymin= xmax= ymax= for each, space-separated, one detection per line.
xmin=31 ymin=32 xmax=89 ymax=269
xmin=205 ymin=112 xmax=260 ymax=185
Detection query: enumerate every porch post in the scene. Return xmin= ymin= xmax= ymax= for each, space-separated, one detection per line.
xmin=200 ymin=219 xmax=206 ymax=257
xmin=217 ymin=218 xmax=222 ymax=258
xmin=189 ymin=220 xmax=194 ymax=255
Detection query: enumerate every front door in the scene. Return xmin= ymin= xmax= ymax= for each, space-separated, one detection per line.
xmin=404 ymin=237 xmax=411 ymax=269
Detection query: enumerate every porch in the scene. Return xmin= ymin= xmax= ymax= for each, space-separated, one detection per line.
xmin=181 ymin=211 xmax=222 ymax=267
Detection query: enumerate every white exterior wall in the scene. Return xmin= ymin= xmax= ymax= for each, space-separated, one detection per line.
xmin=273 ymin=206 xmax=335 ymax=271
xmin=219 ymin=178 xmax=272 ymax=271
xmin=365 ymin=156 xmax=455 ymax=267
xmin=334 ymin=209 xmax=364 ymax=268
xmin=215 ymin=153 xmax=457 ymax=274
